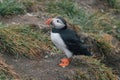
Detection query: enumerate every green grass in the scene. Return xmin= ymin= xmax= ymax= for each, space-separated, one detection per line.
xmin=46 ymin=0 xmax=113 ymax=31
xmin=107 ymin=0 xmax=120 ymax=10
xmin=73 ymin=56 xmax=118 ymax=80
xmin=107 ymin=0 xmax=116 ymax=7
xmin=0 ymin=71 xmax=13 ymax=80
xmin=0 ymin=24 xmax=54 ymax=58
xmin=0 ymin=0 xmax=26 ymax=16
xmin=46 ymin=0 xmax=120 ymax=40
xmin=20 ymin=0 xmax=38 ymax=12
xmin=46 ymin=0 xmax=88 ymax=26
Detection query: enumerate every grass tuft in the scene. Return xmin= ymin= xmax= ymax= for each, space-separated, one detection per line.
xmin=46 ymin=1 xmax=118 ymax=34
xmin=0 ymin=57 xmax=20 ymax=80
xmin=73 ymin=56 xmax=119 ymax=80
xmin=19 ymin=0 xmax=38 ymax=12
xmin=0 ymin=24 xmax=53 ymax=58
xmin=0 ymin=0 xmax=25 ymax=16
xmin=107 ymin=0 xmax=120 ymax=10
xmin=46 ymin=0 xmax=88 ymax=26
xmin=46 ymin=0 xmax=120 ymax=39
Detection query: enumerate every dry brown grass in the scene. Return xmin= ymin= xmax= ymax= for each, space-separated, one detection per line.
xmin=0 ymin=24 xmax=54 ymax=58
xmin=0 ymin=56 xmax=20 ymax=79
xmin=73 ymin=56 xmax=119 ymax=80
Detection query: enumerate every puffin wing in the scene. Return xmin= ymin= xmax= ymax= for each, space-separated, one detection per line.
xmin=60 ymin=29 xmax=91 ymax=56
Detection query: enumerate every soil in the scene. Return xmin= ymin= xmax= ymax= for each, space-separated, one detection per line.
xmin=0 ymin=12 xmax=47 ymax=27
xmin=2 ymin=53 xmax=80 ymax=80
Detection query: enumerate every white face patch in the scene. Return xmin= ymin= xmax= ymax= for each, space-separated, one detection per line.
xmin=52 ymin=18 xmax=65 ymax=29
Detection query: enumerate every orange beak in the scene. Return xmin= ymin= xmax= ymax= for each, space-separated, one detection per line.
xmin=45 ymin=18 xmax=53 ymax=25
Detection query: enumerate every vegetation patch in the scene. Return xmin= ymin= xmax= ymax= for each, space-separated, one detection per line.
xmin=73 ymin=56 xmax=119 ymax=80
xmin=0 ymin=24 xmax=53 ymax=58
xmin=46 ymin=0 xmax=120 ymax=40
xmin=107 ymin=0 xmax=120 ymax=10
xmin=0 ymin=57 xmax=19 ymax=80
xmin=92 ymin=33 xmax=113 ymax=54
xmin=115 ymin=22 xmax=120 ymax=40
xmin=19 ymin=0 xmax=39 ymax=12
xmin=46 ymin=0 xmax=88 ymax=26
xmin=0 ymin=0 xmax=25 ymax=16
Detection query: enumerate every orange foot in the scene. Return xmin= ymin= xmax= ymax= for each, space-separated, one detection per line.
xmin=58 ymin=58 xmax=71 ymax=67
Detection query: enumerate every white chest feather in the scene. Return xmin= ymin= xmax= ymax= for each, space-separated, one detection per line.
xmin=50 ymin=32 xmax=73 ymax=58
xmin=51 ymin=32 xmax=66 ymax=50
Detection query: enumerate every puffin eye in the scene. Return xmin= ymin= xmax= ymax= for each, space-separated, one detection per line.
xmin=57 ymin=20 xmax=59 ymax=23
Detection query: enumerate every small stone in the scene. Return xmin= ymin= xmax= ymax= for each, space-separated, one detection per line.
xmin=12 ymin=22 xmax=16 ymax=24
xmin=62 ymin=66 xmax=66 ymax=68
xmin=113 ymin=26 xmax=117 ymax=29
xmin=26 ymin=13 xmax=33 ymax=16
xmin=44 ymin=55 xmax=48 ymax=59
xmin=101 ymin=9 xmax=104 ymax=13
xmin=50 ymin=52 xmax=55 ymax=55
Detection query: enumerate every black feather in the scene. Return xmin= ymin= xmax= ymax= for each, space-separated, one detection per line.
xmin=52 ymin=28 xmax=92 ymax=56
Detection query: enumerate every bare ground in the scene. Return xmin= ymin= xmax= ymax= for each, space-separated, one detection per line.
xmin=1 ymin=53 xmax=89 ymax=80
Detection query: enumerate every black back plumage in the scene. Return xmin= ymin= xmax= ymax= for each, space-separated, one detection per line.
xmin=52 ymin=28 xmax=92 ymax=56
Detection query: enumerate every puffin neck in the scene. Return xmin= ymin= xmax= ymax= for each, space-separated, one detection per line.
xmin=52 ymin=26 xmax=67 ymax=33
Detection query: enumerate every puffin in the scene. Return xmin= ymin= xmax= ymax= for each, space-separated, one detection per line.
xmin=45 ymin=16 xmax=92 ymax=67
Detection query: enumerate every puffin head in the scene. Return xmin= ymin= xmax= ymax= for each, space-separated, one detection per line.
xmin=45 ymin=17 xmax=67 ymax=30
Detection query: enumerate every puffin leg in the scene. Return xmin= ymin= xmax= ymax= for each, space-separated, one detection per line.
xmin=58 ymin=58 xmax=71 ymax=67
